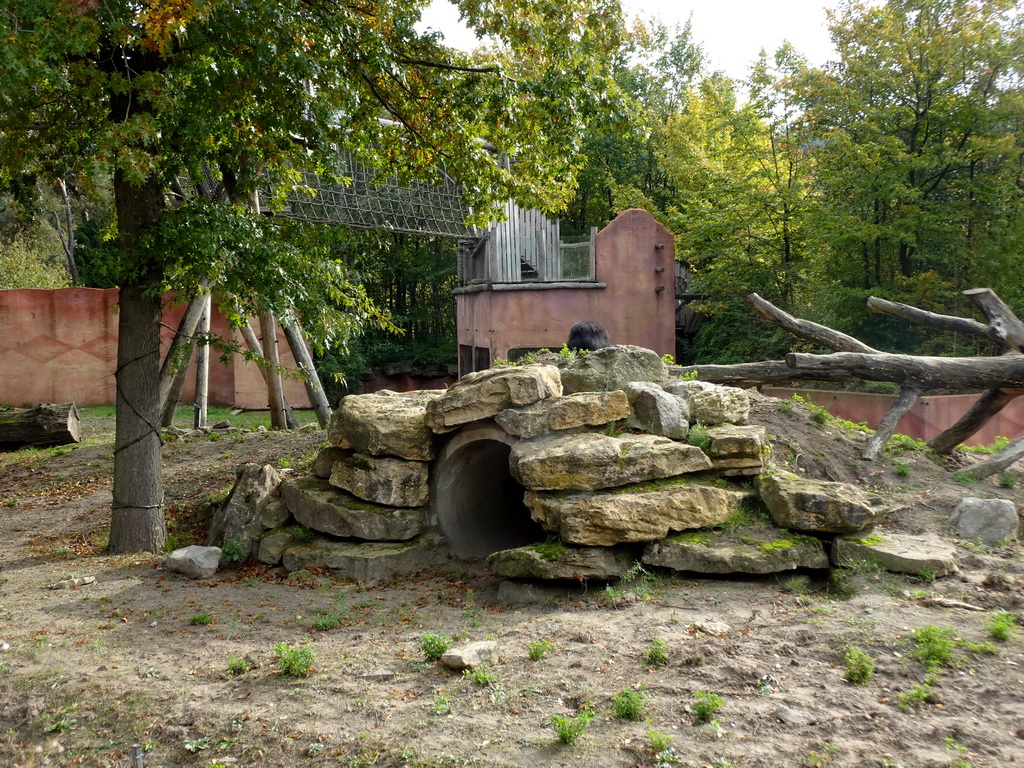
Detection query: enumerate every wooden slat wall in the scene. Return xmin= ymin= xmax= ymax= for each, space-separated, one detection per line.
xmin=485 ymin=202 xmax=567 ymax=283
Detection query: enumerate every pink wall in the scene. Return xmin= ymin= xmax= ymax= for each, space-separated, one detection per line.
xmin=764 ymin=388 xmax=1024 ymax=447
xmin=456 ymin=209 xmax=676 ymax=371
xmin=0 ymin=287 xmax=310 ymax=409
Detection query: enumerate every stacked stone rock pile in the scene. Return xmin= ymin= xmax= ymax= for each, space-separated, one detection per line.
xmin=199 ymin=345 xmax=955 ymax=584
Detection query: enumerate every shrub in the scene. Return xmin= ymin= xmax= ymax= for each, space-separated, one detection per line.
xmin=986 ymin=609 xmax=1017 ymax=642
xmin=188 ymin=613 xmax=213 ymax=626
xmin=691 ymin=691 xmax=723 ymax=724
xmin=643 ymin=635 xmax=669 ymax=667
xmin=843 ymin=647 xmax=875 ymax=685
xmin=528 ymin=639 xmax=553 ymax=661
xmin=227 ymin=654 xmax=253 ymax=676
xmin=421 ymin=633 xmax=451 ymax=662
xmin=274 ymin=642 xmax=315 ymax=677
xmin=611 ymin=688 xmax=646 ymax=721
xmin=219 ymin=539 xmax=247 ymax=566
xmin=550 ymin=710 xmax=593 ymax=745
xmin=686 ymin=423 xmax=711 ymax=452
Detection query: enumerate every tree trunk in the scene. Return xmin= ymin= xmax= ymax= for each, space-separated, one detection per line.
xmin=784 ymin=351 xmax=1024 ymax=391
xmin=283 ymin=322 xmax=333 ymax=427
xmin=927 ymin=388 xmax=1024 ymax=455
xmin=863 ymin=386 xmax=922 ymax=460
xmin=159 ymin=281 xmax=211 ymax=427
xmin=259 ymin=311 xmax=295 ymax=429
xmin=0 ymin=403 xmax=82 ymax=448
xmin=109 ymin=170 xmax=166 ymax=555
xmin=193 ymin=294 xmax=211 ymax=429
xmin=962 ymin=435 xmax=1024 ymax=481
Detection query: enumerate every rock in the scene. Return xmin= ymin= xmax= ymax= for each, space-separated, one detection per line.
xmin=357 ymin=669 xmax=396 ymax=681
xmin=623 ymin=382 xmax=689 ymax=439
xmin=524 ymin=482 xmax=748 ymax=546
xmin=560 ymin=345 xmax=668 ymax=395
xmin=704 ymin=425 xmax=769 ymax=476
xmin=775 ymin=704 xmax=817 ymax=726
xmin=691 ymin=621 xmax=731 ymax=635
xmin=832 ymin=534 xmax=959 ymax=577
xmin=441 ymin=641 xmax=499 ymax=670
xmin=48 ymin=576 xmax=95 ymax=589
xmin=257 ymin=529 xmax=294 ymax=565
xmin=166 ymin=546 xmax=222 ymax=578
xmin=948 ymin=497 xmax=1019 ymax=547
xmin=643 ymin=526 xmax=828 ymax=574
xmin=494 ymin=390 xmax=630 ymax=439
xmin=281 ymin=537 xmax=448 ymax=582
xmin=329 ymin=453 xmax=429 ymax=508
xmin=486 ymin=543 xmax=636 ymax=580
xmin=206 ymin=464 xmax=284 ymax=557
xmin=329 ymin=391 xmax=440 ymax=460
xmin=282 ymin=476 xmax=423 ymax=541
xmin=259 ymin=497 xmax=290 ymax=529
xmin=666 ymin=381 xmax=750 ymax=425
xmin=312 ymin=446 xmax=352 ymax=479
xmin=511 ymin=432 xmax=712 ymax=492
xmin=756 ymin=471 xmax=881 ymax=534
xmin=425 ymin=365 xmax=562 ymax=431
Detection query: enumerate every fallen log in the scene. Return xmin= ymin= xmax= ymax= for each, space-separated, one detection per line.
xmin=0 ymin=403 xmax=82 ymax=448
xmin=784 ymin=351 xmax=1024 ymax=391
xmin=676 ymin=361 xmax=858 ymax=388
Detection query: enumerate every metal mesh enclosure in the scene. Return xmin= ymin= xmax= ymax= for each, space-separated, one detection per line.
xmin=266 ymin=151 xmax=472 ymax=238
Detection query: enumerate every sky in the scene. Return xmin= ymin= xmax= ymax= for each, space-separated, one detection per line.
xmin=419 ymin=0 xmax=842 ymax=82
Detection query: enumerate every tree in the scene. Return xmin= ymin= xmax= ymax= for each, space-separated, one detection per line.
xmin=0 ymin=0 xmax=624 ymax=552
xmin=796 ymin=0 xmax=1024 ymax=345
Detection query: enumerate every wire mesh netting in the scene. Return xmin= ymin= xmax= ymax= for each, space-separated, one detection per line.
xmin=264 ymin=151 xmax=472 ymax=238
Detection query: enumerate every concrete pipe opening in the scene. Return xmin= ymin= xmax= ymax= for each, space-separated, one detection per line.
xmin=433 ymin=423 xmax=545 ymax=560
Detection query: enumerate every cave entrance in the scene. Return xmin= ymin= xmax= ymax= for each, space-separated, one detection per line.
xmin=433 ymin=423 xmax=545 ymax=560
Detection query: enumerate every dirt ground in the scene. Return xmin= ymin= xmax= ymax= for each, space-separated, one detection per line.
xmin=2 ymin=394 xmax=1024 ymax=768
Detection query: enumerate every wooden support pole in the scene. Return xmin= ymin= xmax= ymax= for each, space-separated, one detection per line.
xmin=963 ymin=434 xmax=1024 ymax=480
xmin=159 ymin=286 xmax=209 ymax=428
xmin=193 ymin=294 xmax=210 ymax=429
xmin=283 ymin=322 xmax=333 ymax=427
xmin=863 ymin=386 xmax=922 ymax=460
xmin=258 ymin=311 xmax=297 ymax=429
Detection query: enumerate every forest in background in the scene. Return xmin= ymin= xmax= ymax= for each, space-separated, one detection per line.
xmin=2 ymin=0 xmax=1022 ymax=383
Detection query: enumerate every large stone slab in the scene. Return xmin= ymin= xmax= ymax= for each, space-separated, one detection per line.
xmin=665 ymin=381 xmax=750 ymax=425
xmin=487 ymin=543 xmax=636 ymax=580
xmin=705 ymin=425 xmax=769 ymax=475
xmin=948 ymin=497 xmax=1019 ymax=547
xmin=329 ymin=453 xmax=429 ymax=508
xmin=495 ymin=390 xmax=630 ymax=439
xmin=425 ymin=365 xmax=562 ymax=431
xmin=524 ymin=481 xmax=748 ymax=546
xmin=281 ymin=537 xmax=449 ymax=582
xmin=832 ymin=534 xmax=959 ymax=577
xmin=206 ymin=463 xmax=284 ymax=557
xmin=510 ymin=432 xmax=712 ymax=492
xmin=282 ymin=476 xmax=423 ymax=541
xmin=643 ymin=526 xmax=828 ymax=574
xmin=560 ymin=345 xmax=668 ymax=395
xmin=329 ymin=390 xmax=440 ymax=460
xmin=441 ymin=641 xmax=499 ymax=670
xmin=756 ymin=471 xmax=881 ymax=534
xmin=623 ymin=382 xmax=689 ymax=439
xmin=312 ymin=446 xmax=351 ymax=478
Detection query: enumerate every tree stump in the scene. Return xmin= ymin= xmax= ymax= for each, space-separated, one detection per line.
xmin=0 ymin=403 xmax=83 ymax=448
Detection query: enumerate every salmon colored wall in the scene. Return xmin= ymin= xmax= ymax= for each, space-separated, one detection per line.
xmin=456 ymin=209 xmax=676 ymax=369
xmin=764 ymin=388 xmax=1024 ymax=446
xmin=1 ymin=287 xmax=310 ymax=409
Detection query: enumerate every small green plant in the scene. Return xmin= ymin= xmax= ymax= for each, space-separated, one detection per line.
xmin=911 ymin=625 xmax=959 ymax=671
xmin=273 ymin=642 xmax=315 ymax=677
xmin=528 ymin=639 xmax=553 ymax=661
xmin=691 ymin=691 xmax=724 ymax=725
xmin=550 ymin=710 xmax=593 ymax=745
xmin=558 ymin=344 xmax=578 ymax=364
xmin=647 ymin=730 xmax=680 ymax=765
xmin=944 ymin=736 xmax=977 ymax=768
xmin=986 ymin=609 xmax=1018 ymax=641
xmin=463 ymin=666 xmax=497 ymax=686
xmin=804 ymin=741 xmax=839 ymax=767
xmin=310 ymin=610 xmax=346 ymax=631
xmin=219 ymin=539 xmax=247 ymax=566
xmin=289 ymin=526 xmax=314 ymax=543
xmin=44 ymin=715 xmax=76 ymax=733
xmin=953 ymin=471 xmax=980 ymax=485
xmin=843 ymin=647 xmax=875 ymax=685
xmin=679 ymin=369 xmax=699 ymax=381
xmin=611 ymin=687 xmax=646 ymax=720
xmin=892 ymin=459 xmax=910 ymax=477
xmin=998 ymin=472 xmax=1017 ymax=489
xmin=642 ymin=635 xmax=669 ymax=667
xmin=686 ymin=423 xmax=711 ymax=452
xmin=227 ymin=654 xmax=253 ymax=676
xmin=188 ymin=612 xmax=213 ymax=626
xmin=430 ymin=693 xmax=452 ymax=716
xmin=184 ymin=737 xmax=212 ymax=752
xmin=661 ymin=353 xmax=676 ymax=365
xmin=896 ymin=682 xmax=933 ymax=711
xmin=420 ymin=633 xmax=451 ymax=662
